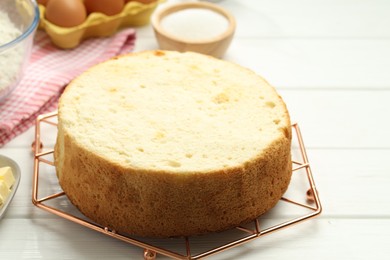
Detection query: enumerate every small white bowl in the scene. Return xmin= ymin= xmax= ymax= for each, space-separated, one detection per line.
xmin=0 ymin=0 xmax=40 ymax=102
xmin=152 ymin=1 xmax=236 ymax=58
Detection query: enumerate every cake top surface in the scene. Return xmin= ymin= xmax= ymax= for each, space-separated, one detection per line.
xmin=58 ymin=51 xmax=290 ymax=173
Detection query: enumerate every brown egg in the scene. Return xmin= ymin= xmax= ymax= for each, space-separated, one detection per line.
xmin=125 ymin=0 xmax=156 ymax=3
xmin=84 ymin=0 xmax=125 ymax=16
xmin=37 ymin=0 xmax=49 ymax=6
xmin=45 ymin=0 xmax=87 ymax=27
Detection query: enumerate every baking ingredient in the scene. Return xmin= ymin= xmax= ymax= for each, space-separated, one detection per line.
xmin=0 ymin=167 xmax=15 ymax=189
xmin=84 ymin=0 xmax=125 ymax=16
xmin=0 ymin=167 xmax=15 ymax=207
xmin=0 ymin=182 xmax=11 ymax=206
xmin=126 ymin=0 xmax=156 ymax=4
xmin=37 ymin=0 xmax=49 ymax=6
xmin=0 ymin=11 xmax=21 ymax=46
xmin=161 ymin=8 xmax=229 ymax=41
xmin=0 ymin=8 xmax=24 ymax=99
xmin=45 ymin=0 xmax=87 ymax=27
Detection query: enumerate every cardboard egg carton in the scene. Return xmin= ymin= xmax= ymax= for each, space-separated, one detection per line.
xmin=38 ymin=1 xmax=160 ymax=49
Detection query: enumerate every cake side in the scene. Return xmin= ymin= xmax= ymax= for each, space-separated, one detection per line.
xmin=55 ymin=126 xmax=291 ymax=237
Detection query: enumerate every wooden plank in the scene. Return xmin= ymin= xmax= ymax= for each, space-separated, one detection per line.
xmin=225 ymin=39 xmax=390 ymax=89
xmin=0 ymin=218 xmax=141 ymax=259
xmin=210 ymin=218 xmax=390 ymax=260
xmin=141 ymin=0 xmax=390 ymax=38
xmin=222 ymin=0 xmax=390 ymax=38
xmin=0 ymin=218 xmax=389 ymax=259
xmin=133 ymin=37 xmax=390 ymax=89
xmin=304 ymin=148 xmax=390 ymax=217
xmin=280 ymin=89 xmax=390 ymax=148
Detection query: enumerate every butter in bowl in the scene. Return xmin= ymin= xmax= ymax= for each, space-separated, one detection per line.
xmin=152 ymin=1 xmax=236 ymax=58
xmin=0 ymin=155 xmax=21 ymax=219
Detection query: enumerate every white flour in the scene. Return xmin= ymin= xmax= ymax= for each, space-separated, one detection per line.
xmin=0 ymin=8 xmax=24 ymax=99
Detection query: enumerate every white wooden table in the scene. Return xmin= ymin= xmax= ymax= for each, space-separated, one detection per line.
xmin=1 ymin=0 xmax=389 ymax=259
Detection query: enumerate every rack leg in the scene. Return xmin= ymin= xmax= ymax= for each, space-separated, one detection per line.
xmin=143 ymin=249 xmax=157 ymax=260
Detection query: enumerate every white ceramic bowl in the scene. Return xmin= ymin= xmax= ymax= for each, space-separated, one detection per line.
xmin=0 ymin=0 xmax=39 ymax=102
xmin=152 ymin=1 xmax=235 ymax=58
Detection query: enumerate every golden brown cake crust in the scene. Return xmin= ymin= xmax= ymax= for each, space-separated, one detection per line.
xmin=55 ymin=129 xmax=291 ymax=237
xmin=54 ymin=50 xmax=292 ymax=238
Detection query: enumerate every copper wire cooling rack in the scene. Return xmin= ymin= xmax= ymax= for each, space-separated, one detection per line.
xmin=32 ymin=111 xmax=322 ymax=260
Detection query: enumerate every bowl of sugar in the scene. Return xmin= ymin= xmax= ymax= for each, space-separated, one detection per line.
xmin=152 ymin=1 xmax=235 ymax=58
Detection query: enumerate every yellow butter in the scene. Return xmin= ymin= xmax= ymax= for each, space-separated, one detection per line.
xmin=0 ymin=181 xmax=11 ymax=206
xmin=0 ymin=193 xmax=5 ymax=206
xmin=0 ymin=166 xmax=15 ymax=189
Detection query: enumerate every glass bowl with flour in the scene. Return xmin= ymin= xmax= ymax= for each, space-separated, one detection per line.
xmin=0 ymin=0 xmax=39 ymax=102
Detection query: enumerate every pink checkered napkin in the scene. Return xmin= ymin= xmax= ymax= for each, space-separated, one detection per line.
xmin=0 ymin=29 xmax=136 ymax=147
